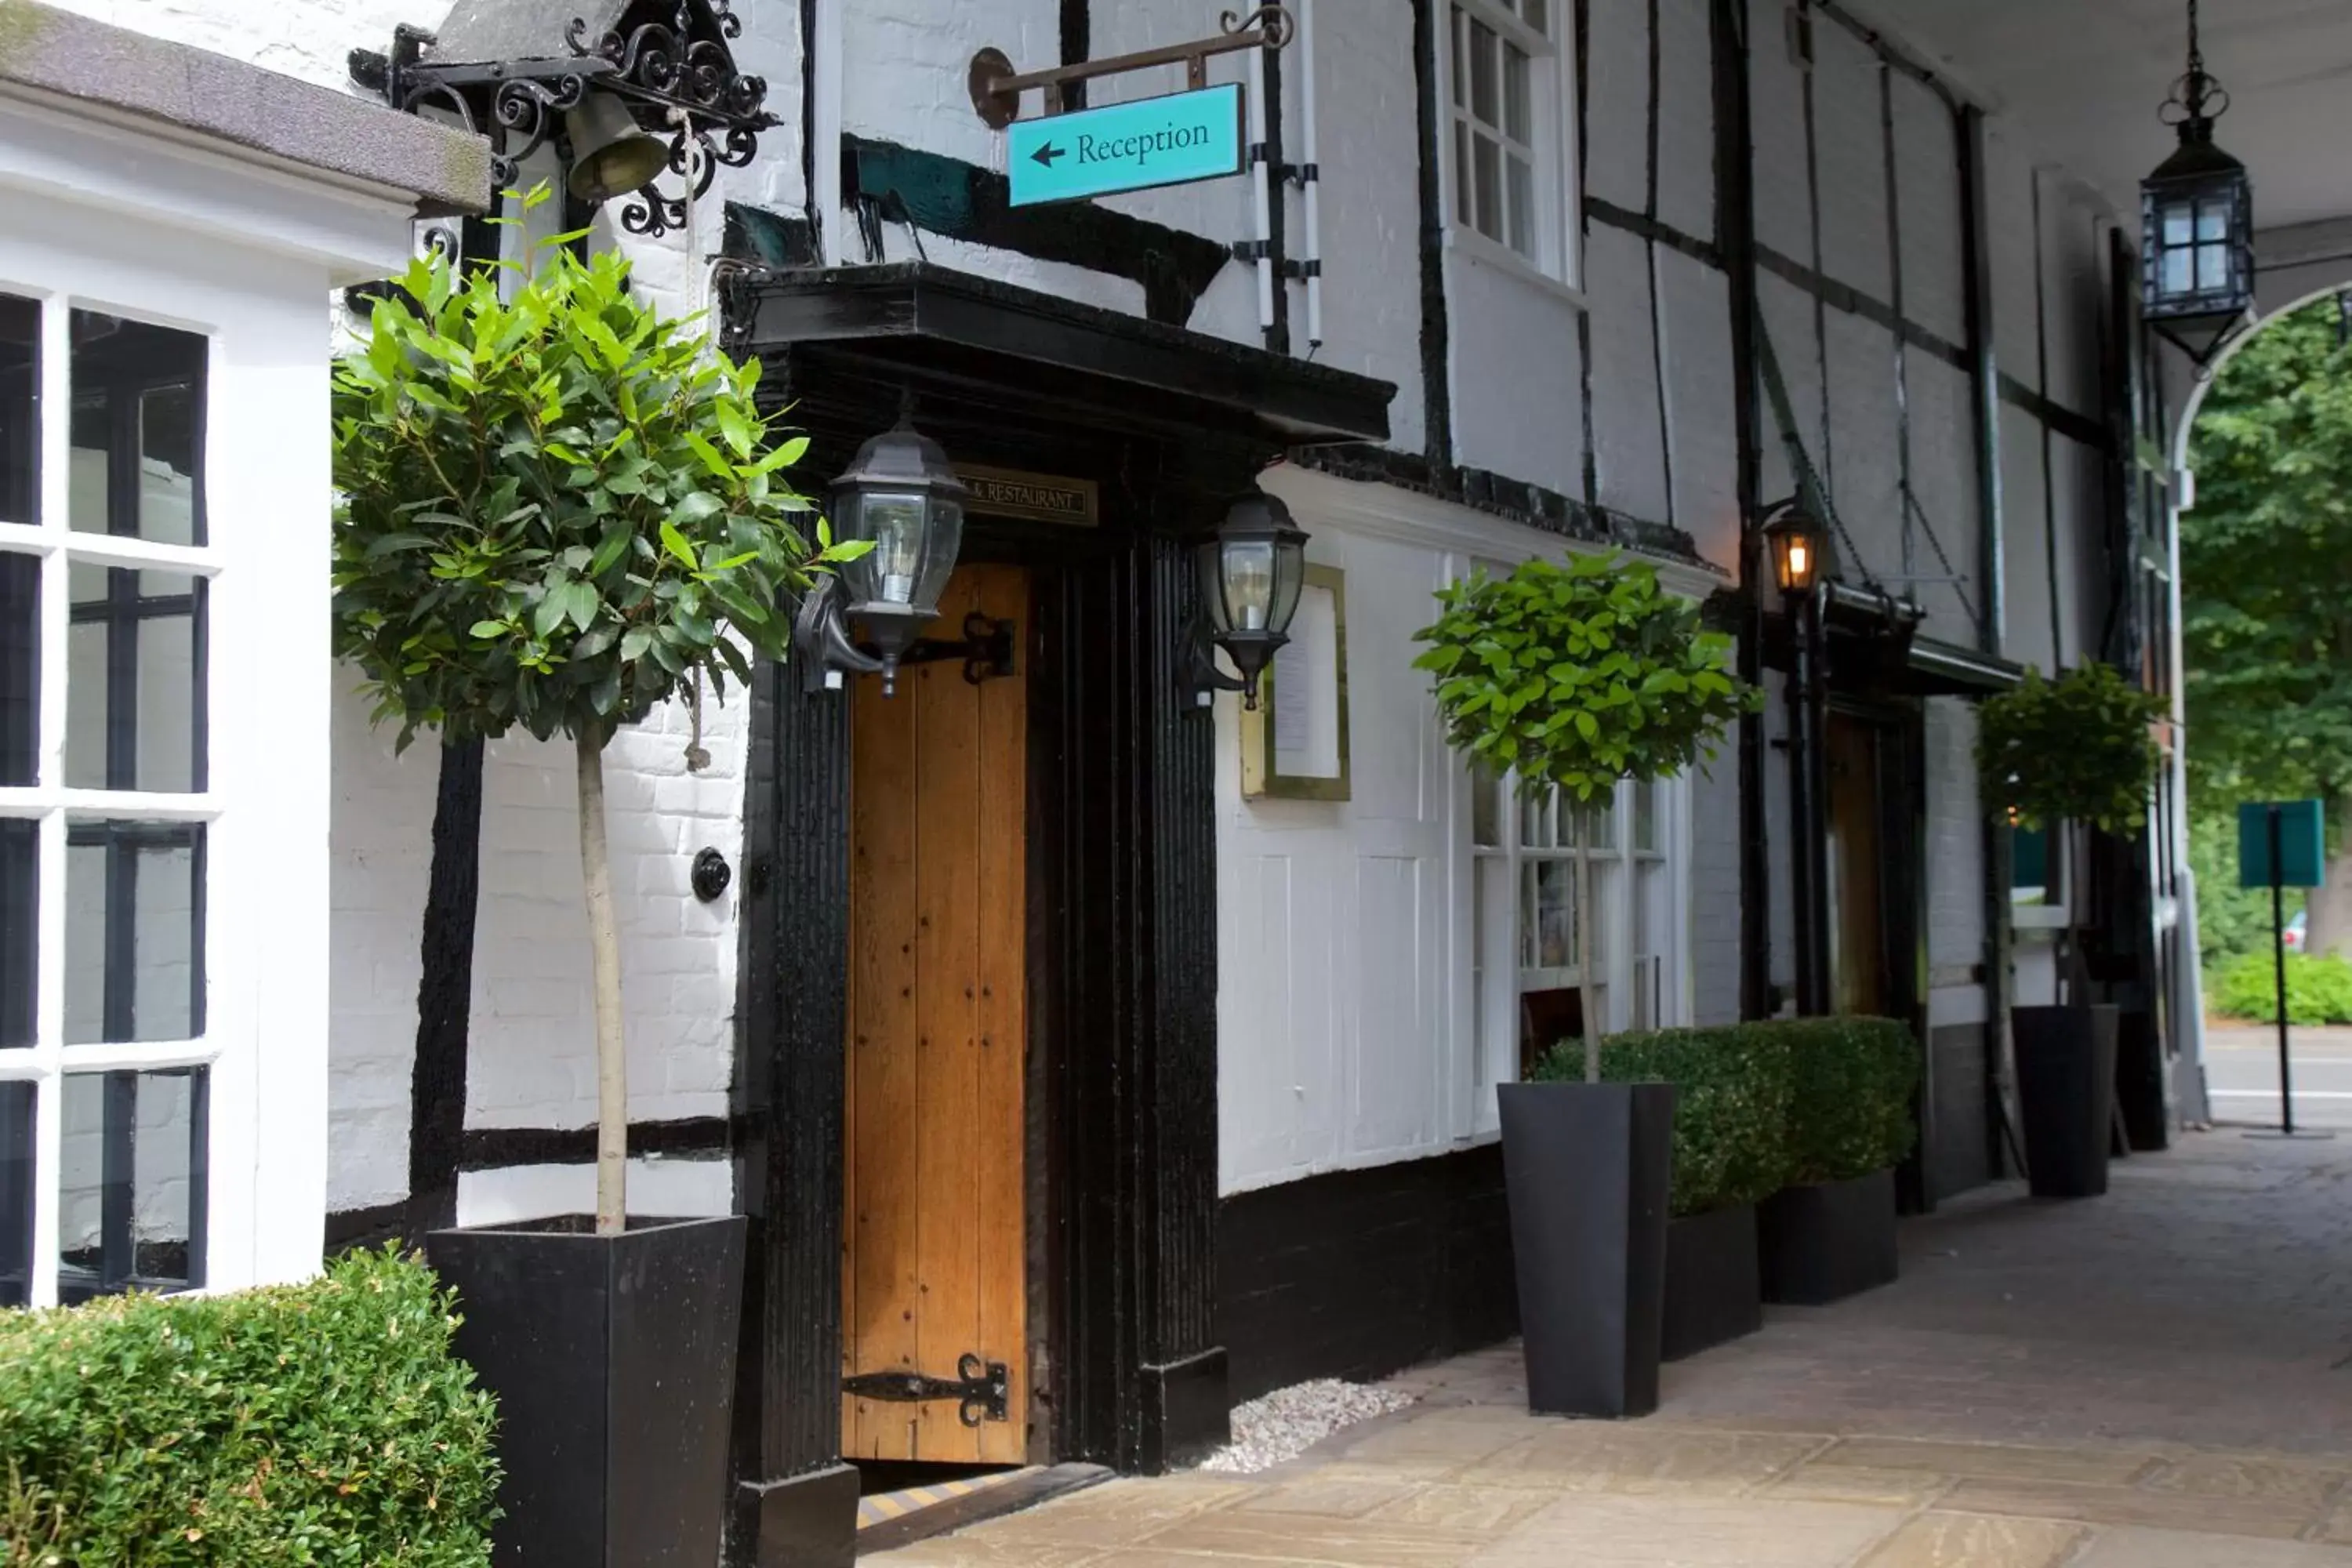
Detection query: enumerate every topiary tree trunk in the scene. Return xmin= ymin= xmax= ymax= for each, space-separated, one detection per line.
xmin=578 ymin=734 xmax=628 ymax=1232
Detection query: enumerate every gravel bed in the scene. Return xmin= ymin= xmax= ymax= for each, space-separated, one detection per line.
xmin=1192 ymin=1377 xmax=1418 ymax=1474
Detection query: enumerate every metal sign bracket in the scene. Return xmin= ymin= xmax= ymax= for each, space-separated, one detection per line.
xmin=970 ymin=5 xmax=1293 ymax=127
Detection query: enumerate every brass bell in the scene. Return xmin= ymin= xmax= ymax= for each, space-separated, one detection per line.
xmin=564 ymin=92 xmax=670 ymax=205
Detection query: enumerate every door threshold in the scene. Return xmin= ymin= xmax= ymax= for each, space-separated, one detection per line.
xmin=855 ymin=1462 xmax=1112 ymax=1556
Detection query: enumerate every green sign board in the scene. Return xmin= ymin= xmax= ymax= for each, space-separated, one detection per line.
xmin=2239 ymin=799 xmax=2326 ymax=889
xmin=1007 ymin=83 xmax=1245 ymax=207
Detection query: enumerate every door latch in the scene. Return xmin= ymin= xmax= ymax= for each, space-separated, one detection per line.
xmin=842 ymin=1352 xmax=1010 ymax=1427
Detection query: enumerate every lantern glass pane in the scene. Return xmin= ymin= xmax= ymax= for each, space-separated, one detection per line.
xmin=913 ymin=499 xmax=963 ymax=613
xmin=2161 ymin=203 xmax=2194 ymax=248
xmin=1221 ymin=539 xmax=1277 ymax=633
xmin=1195 ymin=539 xmax=1234 ymax=634
xmin=2198 ymin=242 xmax=2229 ymax=292
xmin=1270 ymin=538 xmax=1307 ymax=634
xmin=851 ymin=491 xmax=927 ymax=607
xmin=2161 ymin=248 xmax=2193 ymax=298
xmin=2196 ymin=201 xmax=2228 ymax=241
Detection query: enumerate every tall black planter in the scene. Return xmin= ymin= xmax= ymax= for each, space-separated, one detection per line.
xmin=2013 ymin=1004 xmax=2118 ymax=1198
xmin=426 ymin=1214 xmax=746 ymax=1567
xmin=1497 ymin=1080 xmax=1674 ymax=1418
xmin=1661 ymin=1203 xmax=1761 ymax=1361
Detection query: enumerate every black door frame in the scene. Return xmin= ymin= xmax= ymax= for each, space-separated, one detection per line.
xmin=717 ymin=263 xmax=1392 ymax=1568
xmin=723 ymin=359 xmax=1253 ymax=1566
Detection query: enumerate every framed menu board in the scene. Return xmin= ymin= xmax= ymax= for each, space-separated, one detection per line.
xmin=1241 ymin=564 xmax=1350 ymax=801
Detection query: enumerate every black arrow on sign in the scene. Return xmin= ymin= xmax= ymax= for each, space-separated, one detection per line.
xmin=1030 ymin=141 xmax=1066 ymax=168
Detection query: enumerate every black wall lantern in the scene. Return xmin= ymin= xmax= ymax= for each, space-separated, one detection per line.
xmin=1760 ymin=500 xmax=1827 ymax=597
xmin=2140 ymin=0 xmax=2256 ymax=368
xmin=793 ymin=411 xmax=1014 ymax=696
xmin=1185 ymin=489 xmax=1309 ymax=712
xmin=351 ymin=0 xmax=779 ymax=238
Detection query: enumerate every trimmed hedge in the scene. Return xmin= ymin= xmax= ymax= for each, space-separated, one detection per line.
xmin=1531 ymin=1016 xmax=1918 ymax=1210
xmin=1777 ymin=1016 xmax=1919 ymax=1185
xmin=2213 ymin=949 xmax=2352 ymax=1025
xmin=1 ymin=1246 xmax=498 ymax=1567
xmin=1533 ymin=1025 xmax=1795 ymax=1217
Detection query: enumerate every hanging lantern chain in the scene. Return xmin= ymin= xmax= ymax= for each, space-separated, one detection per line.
xmin=2162 ymin=0 xmax=2229 ymax=129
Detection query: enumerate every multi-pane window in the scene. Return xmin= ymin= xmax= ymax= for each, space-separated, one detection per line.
xmin=1449 ymin=0 xmax=1567 ymax=274
xmin=0 ymin=291 xmax=214 ymax=1308
xmin=1469 ymin=765 xmax=1678 ymax=1107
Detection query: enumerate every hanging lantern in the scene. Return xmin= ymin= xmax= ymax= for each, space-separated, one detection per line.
xmin=2140 ymin=0 xmax=2255 ymax=365
xmin=1194 ymin=489 xmax=1308 ymax=710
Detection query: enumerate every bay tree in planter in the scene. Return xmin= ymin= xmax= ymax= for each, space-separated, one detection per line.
xmin=1975 ymin=662 xmax=2165 ymax=1198
xmin=331 ymin=227 xmax=863 ymax=1566
xmin=1414 ymin=551 xmax=1755 ymax=1417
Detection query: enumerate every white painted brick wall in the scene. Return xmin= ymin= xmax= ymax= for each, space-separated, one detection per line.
xmin=1689 ymin=748 xmax=1742 ymax=1027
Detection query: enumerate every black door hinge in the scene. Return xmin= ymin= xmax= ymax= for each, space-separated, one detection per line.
xmin=842 ymin=1353 xmax=1010 ymax=1427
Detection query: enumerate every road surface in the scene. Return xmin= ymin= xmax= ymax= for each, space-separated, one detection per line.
xmin=2202 ymin=1023 xmax=2352 ymax=1131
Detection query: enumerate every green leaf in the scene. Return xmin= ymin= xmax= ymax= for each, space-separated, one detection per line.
xmin=659 ymin=520 xmax=699 ymax=571
xmin=468 ymin=619 xmax=510 ymax=639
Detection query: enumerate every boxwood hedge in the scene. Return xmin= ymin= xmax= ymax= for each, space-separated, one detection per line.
xmin=1532 ymin=1015 xmax=1918 ymax=1213
xmin=1 ymin=1246 xmax=497 ymax=1567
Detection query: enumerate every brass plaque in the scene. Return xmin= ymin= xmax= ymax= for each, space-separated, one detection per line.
xmin=956 ymin=464 xmax=1098 ymax=527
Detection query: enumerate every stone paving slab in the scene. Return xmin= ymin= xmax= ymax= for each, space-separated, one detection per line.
xmin=873 ymin=1133 xmax=2352 ymax=1566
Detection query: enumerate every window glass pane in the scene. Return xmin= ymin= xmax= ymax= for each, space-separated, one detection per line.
xmin=1450 ymin=6 xmax=1468 ymax=107
xmin=1503 ymin=42 xmax=1532 ymax=142
xmin=58 ymin=1066 xmax=206 ymax=1301
xmin=0 ymin=818 xmax=31 ymax=1048
xmin=1522 ymin=786 xmax=1554 ymax=849
xmin=68 ymin=310 xmax=205 ymax=546
xmin=1471 ymin=761 xmax=1501 ymax=847
xmin=0 ymin=295 xmax=34 ymax=528
xmin=2161 ymin=204 xmax=2194 ymax=247
xmin=1523 ymin=0 xmax=1549 ymax=34
xmin=1472 ymin=135 xmax=1503 ymax=242
xmin=1530 ymin=858 xmax=1572 ymax=967
xmin=1468 ymin=19 xmax=1499 ymax=123
xmin=1634 ymin=779 xmax=1659 ymax=851
xmin=64 ymin=822 xmax=204 ymax=1045
xmin=0 ymin=1080 xmax=28 ymax=1307
xmin=0 ymin=552 xmax=34 ymax=787
xmin=1574 ymin=797 xmax=1615 ymax=849
xmin=66 ymin=565 xmax=204 ymax=792
xmin=1454 ymin=121 xmax=1473 ymax=227
xmin=1506 ymin=154 xmax=1535 ymax=258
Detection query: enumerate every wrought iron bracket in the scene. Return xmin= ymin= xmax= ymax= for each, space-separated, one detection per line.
xmin=884 ymin=612 xmax=1018 ymax=686
xmin=970 ymin=5 xmax=1294 ymax=126
xmin=350 ymin=1 xmax=779 ymax=236
xmin=842 ymin=1354 xmax=1009 ymax=1427
xmin=1178 ymin=615 xmax=1250 ymax=715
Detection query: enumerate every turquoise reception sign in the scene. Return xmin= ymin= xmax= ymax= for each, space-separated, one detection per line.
xmin=1007 ymin=83 xmax=1246 ymax=206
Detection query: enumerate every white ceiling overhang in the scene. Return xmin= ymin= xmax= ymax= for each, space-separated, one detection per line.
xmin=1839 ymin=0 xmax=2352 ymax=233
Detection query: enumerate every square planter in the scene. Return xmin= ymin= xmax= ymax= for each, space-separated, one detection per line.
xmin=1497 ymin=1080 xmax=1675 ymax=1417
xmin=2014 ymin=1003 xmax=2120 ymax=1196
xmin=1758 ymin=1167 xmax=1896 ymax=1305
xmin=426 ymin=1214 xmax=746 ymax=1568
xmin=1661 ymin=1202 xmax=1762 ymax=1361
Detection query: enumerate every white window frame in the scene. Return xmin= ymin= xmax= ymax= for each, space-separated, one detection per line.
xmin=1441 ymin=0 xmax=1583 ymax=291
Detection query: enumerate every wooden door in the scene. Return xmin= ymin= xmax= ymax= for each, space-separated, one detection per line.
xmin=843 ymin=564 xmax=1029 ymax=1465
xmin=1826 ymin=713 xmax=1888 ymax=1017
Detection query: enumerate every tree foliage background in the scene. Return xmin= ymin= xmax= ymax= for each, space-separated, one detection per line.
xmin=2183 ymin=295 xmax=2352 ymax=963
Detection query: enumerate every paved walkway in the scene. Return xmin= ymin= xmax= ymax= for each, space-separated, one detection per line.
xmin=874 ymin=1130 xmax=2352 ymax=1565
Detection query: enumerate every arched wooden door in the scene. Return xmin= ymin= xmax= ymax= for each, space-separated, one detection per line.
xmin=841 ymin=564 xmax=1030 ymax=1465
